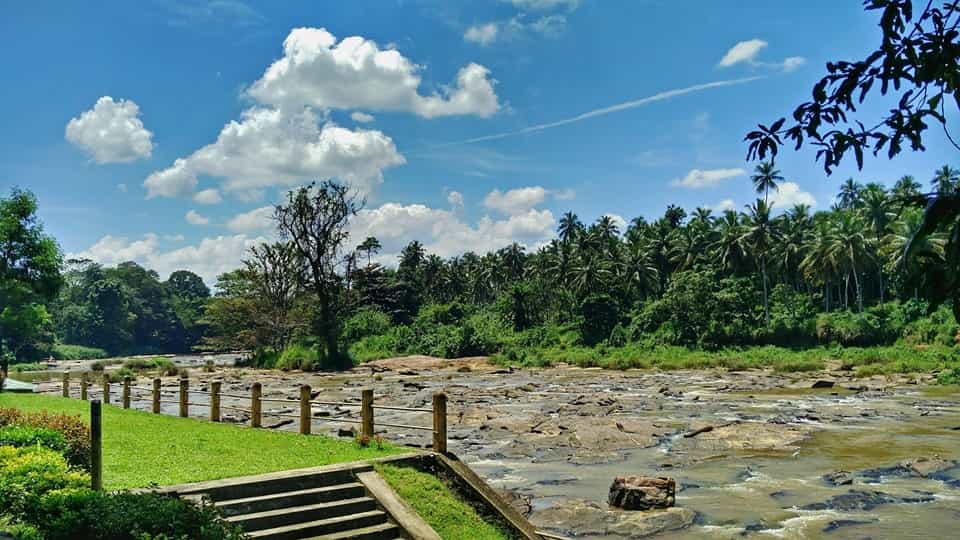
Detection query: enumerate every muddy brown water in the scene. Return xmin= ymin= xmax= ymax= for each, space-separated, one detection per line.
xmin=35 ymin=355 xmax=960 ymax=539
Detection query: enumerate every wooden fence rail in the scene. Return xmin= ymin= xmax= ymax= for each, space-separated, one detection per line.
xmin=56 ymin=372 xmax=448 ymax=453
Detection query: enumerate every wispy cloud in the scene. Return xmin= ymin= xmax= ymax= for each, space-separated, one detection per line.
xmin=433 ymin=76 xmax=764 ymax=147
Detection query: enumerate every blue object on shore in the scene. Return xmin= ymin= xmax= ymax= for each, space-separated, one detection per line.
xmin=1 ymin=378 xmax=37 ymax=393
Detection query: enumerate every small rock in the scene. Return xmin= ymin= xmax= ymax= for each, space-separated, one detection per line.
xmin=337 ymin=426 xmax=356 ymax=438
xmin=266 ymin=419 xmax=294 ymax=429
xmin=811 ymin=380 xmax=835 ymax=389
xmin=398 ymin=369 xmax=419 ymax=376
xmin=823 ymin=470 xmax=854 ymax=486
xmin=608 ymin=476 xmax=675 ymax=510
xmin=683 ymin=425 xmax=713 ymax=438
xmin=822 ymin=519 xmax=875 ymax=534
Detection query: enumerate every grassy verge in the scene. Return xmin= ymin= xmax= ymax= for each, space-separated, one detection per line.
xmin=491 ymin=343 xmax=960 ymax=377
xmin=0 ymin=393 xmax=402 ymax=489
xmin=375 ymin=463 xmax=512 ymax=540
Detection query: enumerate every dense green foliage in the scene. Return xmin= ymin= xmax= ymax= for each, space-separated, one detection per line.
xmin=0 ymin=189 xmax=63 ymax=381
xmin=0 ymin=423 xmax=242 ymax=540
xmin=0 ymin=407 xmax=90 ymax=470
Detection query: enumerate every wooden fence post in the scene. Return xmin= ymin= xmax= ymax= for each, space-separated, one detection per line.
xmin=102 ymin=377 xmax=110 ymax=405
xmin=361 ymin=388 xmax=374 ymax=440
xmin=299 ymin=385 xmax=311 ymax=435
xmin=152 ymin=378 xmax=161 ymax=414
xmin=91 ymin=400 xmax=103 ymax=491
xmin=210 ymin=381 xmax=221 ymax=422
xmin=122 ymin=377 xmax=131 ymax=409
xmin=433 ymin=392 xmax=447 ymax=454
xmin=62 ymin=372 xmax=70 ymax=398
xmin=80 ymin=373 xmax=88 ymax=401
xmin=251 ymin=383 xmax=262 ymax=428
xmin=179 ymin=376 xmax=189 ymax=418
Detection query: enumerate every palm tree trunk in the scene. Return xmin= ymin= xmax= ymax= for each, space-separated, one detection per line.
xmin=761 ymin=258 xmax=769 ymax=326
xmin=844 ymin=274 xmax=850 ymax=310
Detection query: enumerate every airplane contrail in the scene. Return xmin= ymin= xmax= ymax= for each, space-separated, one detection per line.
xmin=431 ymin=76 xmax=765 ymax=147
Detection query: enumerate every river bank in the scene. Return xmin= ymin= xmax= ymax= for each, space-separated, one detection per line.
xmin=34 ymin=355 xmax=960 ymax=538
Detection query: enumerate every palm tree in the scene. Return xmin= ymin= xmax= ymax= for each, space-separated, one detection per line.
xmin=891 ymin=175 xmax=922 ymax=202
xmin=619 ymin=241 xmax=659 ymax=300
xmin=829 ymin=211 xmax=874 ymax=311
xmin=837 ymin=178 xmax=864 ymax=208
xmin=741 ymin=199 xmax=780 ymax=325
xmin=711 ymin=209 xmax=747 ymax=274
xmin=775 ymin=204 xmax=812 ymax=289
xmin=558 ymin=212 xmax=583 ymax=244
xmin=932 ymin=164 xmax=960 ymax=194
xmin=884 ymin=207 xmax=944 ymax=299
xmin=860 ymin=184 xmax=893 ymax=303
xmin=751 ymin=161 xmax=783 ymax=205
xmin=801 ymin=217 xmax=841 ymax=311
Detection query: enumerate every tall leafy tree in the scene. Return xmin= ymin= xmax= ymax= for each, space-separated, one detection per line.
xmin=276 ymin=181 xmax=362 ymax=369
xmin=1 ymin=189 xmax=62 ymax=387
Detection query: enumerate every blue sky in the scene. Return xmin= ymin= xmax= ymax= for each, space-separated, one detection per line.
xmin=2 ymin=0 xmax=956 ymax=284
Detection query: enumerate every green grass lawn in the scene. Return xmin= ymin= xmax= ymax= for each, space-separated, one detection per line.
xmin=375 ymin=463 xmax=512 ymax=540
xmin=0 ymin=393 xmax=403 ymax=489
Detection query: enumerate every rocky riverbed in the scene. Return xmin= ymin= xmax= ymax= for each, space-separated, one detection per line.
xmin=38 ymin=355 xmax=960 ymax=538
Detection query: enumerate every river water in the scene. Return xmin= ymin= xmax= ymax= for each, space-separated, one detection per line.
xmin=31 ymin=355 xmax=960 ymax=538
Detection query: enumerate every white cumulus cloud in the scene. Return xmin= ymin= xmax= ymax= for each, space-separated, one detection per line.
xmin=483 ymin=186 xmax=548 ymax=215
xmin=193 ymin=188 xmax=223 ymax=205
xmin=185 ymin=210 xmax=210 ymax=225
xmin=464 ymin=23 xmax=499 ymax=45
xmin=248 ymin=28 xmax=499 ymax=118
xmin=144 ymin=106 xmax=404 ymax=199
xmin=719 ymin=39 xmax=768 ymax=67
xmin=350 ymin=111 xmax=375 ymax=123
xmin=70 ymin=233 xmax=269 ymax=286
xmin=769 ymin=182 xmax=817 ymax=209
xmin=713 ymin=199 xmax=737 ymax=212
xmin=349 ymin=203 xmax=555 ymax=263
xmin=65 ymin=96 xmax=154 ymax=163
xmin=671 ymin=168 xmax=745 ymax=189
xmin=447 ymin=190 xmax=464 ymax=208
xmin=507 ymin=0 xmax=579 ymax=11
xmin=227 ymin=206 xmax=275 ymax=233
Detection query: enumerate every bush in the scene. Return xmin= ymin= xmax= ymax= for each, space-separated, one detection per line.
xmin=816 ymin=311 xmax=883 ymax=346
xmin=0 ymin=445 xmax=90 ymax=521
xmin=276 ymin=343 xmax=319 ymax=371
xmin=51 ymin=344 xmax=109 ymax=361
xmin=342 ymin=309 xmax=392 ymax=343
xmin=0 ymin=426 xmax=69 ymax=456
xmin=349 ymin=334 xmax=402 ymax=363
xmin=0 ymin=408 xmax=90 ymax=470
xmin=34 ymin=490 xmax=244 ymax=540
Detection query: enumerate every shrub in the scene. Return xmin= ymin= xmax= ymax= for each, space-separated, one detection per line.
xmin=51 ymin=344 xmax=109 ymax=361
xmin=342 ymin=309 xmax=392 ymax=343
xmin=10 ymin=363 xmax=45 ymax=373
xmin=0 ymin=426 xmax=69 ymax=456
xmin=816 ymin=311 xmax=883 ymax=346
xmin=938 ymin=366 xmax=960 ymax=385
xmin=0 ymin=408 xmax=90 ymax=470
xmin=0 ymin=446 xmax=90 ymax=520
xmin=349 ymin=334 xmax=401 ymax=364
xmin=34 ymin=490 xmax=244 ymax=540
xmin=276 ymin=343 xmax=318 ymax=371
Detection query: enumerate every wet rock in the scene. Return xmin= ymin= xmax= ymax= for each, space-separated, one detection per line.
xmin=823 ymin=519 xmax=876 ymax=534
xmin=532 ymin=499 xmax=694 ymax=538
xmin=402 ymin=381 xmax=426 ymax=390
xmin=802 ymin=489 xmax=935 ymax=512
xmin=497 ymin=489 xmax=533 ymax=516
xmin=337 ymin=426 xmax=356 ymax=438
xmin=608 ymin=476 xmax=675 ymax=510
xmin=266 ymin=419 xmax=294 ymax=429
xmin=683 ymin=425 xmax=713 ymax=438
xmin=398 ymin=369 xmax=419 ymax=376
xmin=822 ymin=470 xmax=854 ymax=486
xmin=811 ymin=380 xmax=835 ymax=389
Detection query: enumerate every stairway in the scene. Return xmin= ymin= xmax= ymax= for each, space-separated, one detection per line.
xmin=173 ymin=464 xmax=402 ymax=540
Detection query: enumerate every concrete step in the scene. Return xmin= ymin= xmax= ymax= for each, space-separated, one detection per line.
xmin=247 ymin=510 xmax=390 ymax=540
xmin=309 ymin=522 xmax=401 ymax=540
xmin=177 ymin=464 xmax=373 ymax=502
xmin=228 ymin=497 xmax=378 ymax=532
xmin=216 ymin=483 xmax=366 ymax=517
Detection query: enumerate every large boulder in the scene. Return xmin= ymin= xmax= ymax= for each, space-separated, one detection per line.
xmin=608 ymin=476 xmax=675 ymax=510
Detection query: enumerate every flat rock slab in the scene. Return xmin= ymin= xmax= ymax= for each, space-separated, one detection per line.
xmin=532 ymin=498 xmax=695 ymax=538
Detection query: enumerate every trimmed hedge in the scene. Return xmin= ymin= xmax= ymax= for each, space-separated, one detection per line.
xmin=0 ymin=407 xmax=90 ymax=470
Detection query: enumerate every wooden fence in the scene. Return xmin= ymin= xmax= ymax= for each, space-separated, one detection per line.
xmin=58 ymin=372 xmax=448 ymax=453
